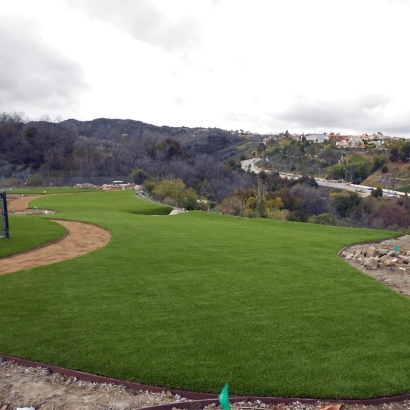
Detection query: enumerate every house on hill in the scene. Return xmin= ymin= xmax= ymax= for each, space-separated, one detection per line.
xmin=335 ymin=136 xmax=365 ymax=149
xmin=304 ymin=133 xmax=328 ymax=143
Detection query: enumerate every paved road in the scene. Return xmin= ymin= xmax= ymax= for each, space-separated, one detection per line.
xmin=240 ymin=158 xmax=371 ymax=195
xmin=241 ymin=158 xmax=260 ymax=173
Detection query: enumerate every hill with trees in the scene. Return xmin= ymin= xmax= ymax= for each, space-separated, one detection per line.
xmin=3 ymin=112 xmax=410 ymax=231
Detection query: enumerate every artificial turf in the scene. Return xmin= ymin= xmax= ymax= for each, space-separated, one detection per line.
xmin=6 ymin=188 xmax=101 ymax=194
xmin=0 ymin=191 xmax=409 ymax=399
xmin=0 ymin=216 xmax=66 ymax=258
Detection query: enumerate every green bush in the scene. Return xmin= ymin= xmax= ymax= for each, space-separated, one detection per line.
xmin=26 ymin=174 xmax=43 ymax=187
xmin=129 ymin=168 xmax=150 ymax=184
xmin=308 ymin=212 xmax=337 ymax=226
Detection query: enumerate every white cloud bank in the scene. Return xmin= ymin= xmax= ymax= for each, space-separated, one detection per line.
xmin=1 ymin=0 xmax=410 ymax=136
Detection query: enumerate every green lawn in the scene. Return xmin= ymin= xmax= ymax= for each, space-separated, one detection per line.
xmin=1 ymin=191 xmax=409 ymax=399
xmin=0 ymin=217 xmax=66 ymax=258
xmin=6 ymin=187 xmax=101 ymax=194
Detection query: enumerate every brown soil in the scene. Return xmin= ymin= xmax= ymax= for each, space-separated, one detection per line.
xmin=1 ymin=358 xmax=410 ymax=410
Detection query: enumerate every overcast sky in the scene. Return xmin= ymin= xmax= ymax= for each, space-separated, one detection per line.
xmin=1 ymin=0 xmax=410 ymax=136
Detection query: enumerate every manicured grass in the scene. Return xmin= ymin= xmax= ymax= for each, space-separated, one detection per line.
xmin=0 ymin=216 xmax=66 ymax=258
xmin=1 ymin=191 xmax=409 ymax=399
xmin=6 ymin=188 xmax=101 ymax=194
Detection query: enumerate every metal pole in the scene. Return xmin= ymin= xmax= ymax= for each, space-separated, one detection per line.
xmin=1 ymin=190 xmax=10 ymax=238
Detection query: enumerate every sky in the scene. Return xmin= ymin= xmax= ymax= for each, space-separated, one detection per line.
xmin=1 ymin=0 xmax=410 ymax=137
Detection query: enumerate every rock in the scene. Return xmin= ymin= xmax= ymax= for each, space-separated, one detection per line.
xmin=366 ymin=246 xmax=377 ymax=257
xmin=354 ymin=250 xmax=362 ymax=258
xmin=383 ymin=258 xmax=393 ymax=267
xmin=345 ymin=253 xmax=353 ymax=260
xmin=377 ymin=248 xmax=389 ymax=256
xmin=364 ymin=257 xmax=379 ymax=270
xmin=387 ymin=250 xmax=397 ymax=257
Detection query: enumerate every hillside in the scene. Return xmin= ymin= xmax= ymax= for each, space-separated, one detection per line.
xmin=0 ymin=114 xmax=259 ymax=201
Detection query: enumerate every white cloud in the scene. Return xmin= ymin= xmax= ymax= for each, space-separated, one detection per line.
xmin=1 ymin=0 xmax=410 ymax=136
xmin=65 ymin=0 xmax=205 ymax=53
xmin=0 ymin=13 xmax=87 ymax=118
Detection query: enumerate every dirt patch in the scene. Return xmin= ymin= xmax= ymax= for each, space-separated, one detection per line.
xmin=1 ymin=358 xmax=410 ymax=410
xmin=341 ymin=235 xmax=410 ymax=298
xmin=0 ymin=220 xmax=111 ymax=275
xmin=0 ymin=359 xmax=186 ymax=410
xmin=1 ymin=194 xmax=111 ymax=275
xmin=6 ymin=194 xmax=58 ymax=215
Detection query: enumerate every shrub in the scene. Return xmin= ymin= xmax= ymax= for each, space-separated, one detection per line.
xmin=129 ymin=168 xmax=150 ymax=184
xmin=26 ymin=174 xmax=43 ymax=187
xmin=371 ymin=187 xmax=384 ymax=198
xmin=308 ymin=213 xmax=337 ymax=226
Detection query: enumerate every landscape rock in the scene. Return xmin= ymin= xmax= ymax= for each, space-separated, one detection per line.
xmin=364 ymin=257 xmax=379 ymax=270
xmin=382 ymin=258 xmax=393 ymax=267
xmin=377 ymin=248 xmax=388 ymax=256
xmin=366 ymin=246 xmax=377 ymax=257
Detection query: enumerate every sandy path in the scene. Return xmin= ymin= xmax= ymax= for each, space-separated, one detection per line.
xmin=0 ymin=195 xmax=112 ymax=275
xmin=7 ymin=194 xmax=43 ymax=211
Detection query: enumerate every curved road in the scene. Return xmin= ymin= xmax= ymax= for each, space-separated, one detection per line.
xmin=240 ymin=158 xmax=372 ymax=195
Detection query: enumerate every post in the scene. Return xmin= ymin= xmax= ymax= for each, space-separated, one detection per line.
xmin=1 ymin=190 xmax=10 ymax=238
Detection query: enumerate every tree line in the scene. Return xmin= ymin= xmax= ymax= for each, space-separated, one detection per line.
xmin=0 ymin=113 xmax=255 ymax=201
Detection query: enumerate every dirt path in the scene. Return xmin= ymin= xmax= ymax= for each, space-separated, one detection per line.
xmin=0 ymin=195 xmax=111 ymax=275
xmin=7 ymin=194 xmax=43 ymax=211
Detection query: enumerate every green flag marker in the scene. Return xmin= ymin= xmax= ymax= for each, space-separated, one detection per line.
xmin=396 ymin=246 xmax=401 ymax=252
xmin=218 ymin=383 xmax=230 ymax=410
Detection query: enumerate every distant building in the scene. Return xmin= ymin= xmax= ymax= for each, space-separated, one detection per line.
xmin=304 ymin=134 xmax=328 ymax=143
xmin=335 ymin=136 xmax=365 ymax=149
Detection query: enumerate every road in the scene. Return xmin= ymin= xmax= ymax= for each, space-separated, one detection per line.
xmin=240 ymin=158 xmax=372 ymax=195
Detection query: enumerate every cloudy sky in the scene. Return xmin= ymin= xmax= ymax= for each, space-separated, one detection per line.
xmin=1 ymin=0 xmax=410 ymax=136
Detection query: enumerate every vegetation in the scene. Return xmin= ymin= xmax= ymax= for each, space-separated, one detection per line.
xmin=1 ymin=191 xmax=409 ymax=399
xmin=0 ymin=216 xmax=66 ymax=258
xmin=0 ymin=113 xmax=257 ymax=202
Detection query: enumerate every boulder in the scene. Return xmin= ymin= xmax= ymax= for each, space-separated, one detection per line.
xmin=354 ymin=250 xmax=362 ymax=258
xmin=366 ymin=246 xmax=377 ymax=257
xmin=364 ymin=257 xmax=379 ymax=270
xmin=382 ymin=258 xmax=393 ymax=267
xmin=345 ymin=253 xmax=354 ymax=260
xmin=377 ymin=248 xmax=388 ymax=256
